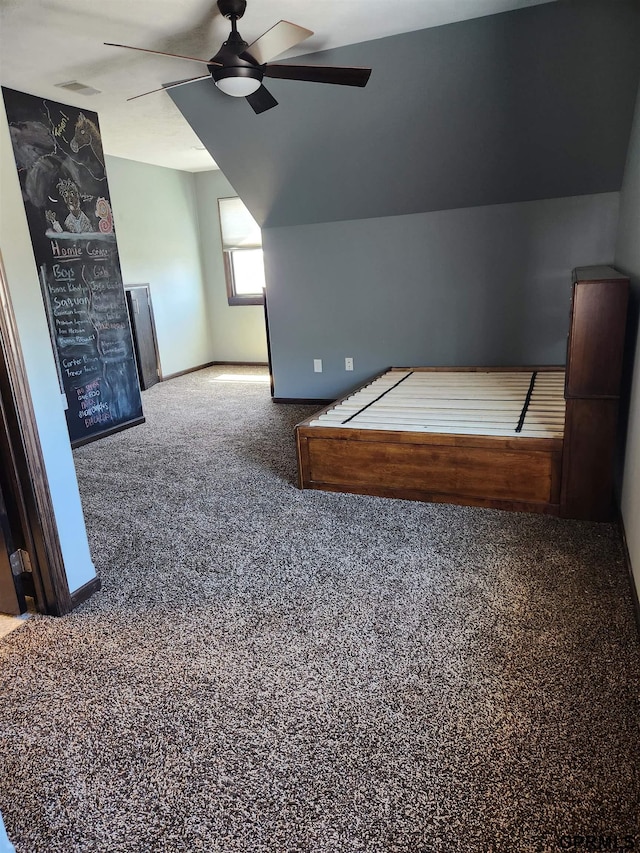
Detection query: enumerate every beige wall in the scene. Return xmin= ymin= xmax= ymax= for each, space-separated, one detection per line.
xmin=106 ymin=156 xmax=213 ymax=378
xmin=194 ymin=170 xmax=268 ymax=364
xmin=102 ymin=158 xmax=269 ymax=370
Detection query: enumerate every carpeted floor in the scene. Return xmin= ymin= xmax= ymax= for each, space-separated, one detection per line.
xmin=0 ymin=364 xmax=639 ymax=853
xmin=0 ymin=614 xmax=29 ymax=641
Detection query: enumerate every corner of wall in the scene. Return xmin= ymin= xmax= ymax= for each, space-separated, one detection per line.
xmin=614 ymin=81 xmax=640 ymax=606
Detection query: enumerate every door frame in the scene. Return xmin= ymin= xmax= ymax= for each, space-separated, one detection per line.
xmin=0 ymin=251 xmax=72 ymax=616
xmin=0 ymin=480 xmax=22 ymax=615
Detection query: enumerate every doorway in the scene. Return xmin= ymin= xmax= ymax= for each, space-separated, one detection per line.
xmin=0 ymin=252 xmax=73 ymax=616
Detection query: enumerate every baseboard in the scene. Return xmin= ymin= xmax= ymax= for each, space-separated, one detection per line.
xmin=162 ymin=362 xmax=270 ymax=381
xmin=161 ymin=362 xmax=215 ymax=381
xmin=212 ymin=361 xmax=269 ymax=367
xmin=273 ymin=398 xmax=334 ymax=405
xmin=618 ymin=514 xmax=640 ymax=639
xmin=70 ymin=577 xmax=102 ymax=609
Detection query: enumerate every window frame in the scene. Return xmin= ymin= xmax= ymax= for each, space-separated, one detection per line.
xmin=218 ymin=197 xmax=265 ymax=307
xmin=223 ymin=248 xmax=265 ymax=307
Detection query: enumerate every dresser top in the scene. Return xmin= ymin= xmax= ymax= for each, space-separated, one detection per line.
xmin=573 ymin=266 xmax=628 ymax=282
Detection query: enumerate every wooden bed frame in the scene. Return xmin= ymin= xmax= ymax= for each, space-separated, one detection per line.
xmin=295 ymin=267 xmax=629 ymax=522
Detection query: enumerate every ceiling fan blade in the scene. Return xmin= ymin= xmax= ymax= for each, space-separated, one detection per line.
xmin=264 ymin=63 xmax=372 ymax=87
xmin=126 ymin=76 xmax=210 ymax=101
xmin=244 ymin=20 xmax=313 ymax=65
xmin=245 ymin=85 xmax=278 ymax=115
xmin=104 ymin=42 xmax=221 ymax=66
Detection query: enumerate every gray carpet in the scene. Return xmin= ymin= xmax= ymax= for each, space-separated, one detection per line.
xmin=1 ymin=365 xmax=639 ymax=853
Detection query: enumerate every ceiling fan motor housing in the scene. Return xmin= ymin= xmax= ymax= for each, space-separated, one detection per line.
xmin=217 ymin=0 xmax=247 ymax=20
xmin=208 ymin=22 xmax=264 ymax=97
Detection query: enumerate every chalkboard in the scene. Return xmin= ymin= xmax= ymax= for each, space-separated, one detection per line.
xmin=2 ymin=87 xmax=144 ymax=446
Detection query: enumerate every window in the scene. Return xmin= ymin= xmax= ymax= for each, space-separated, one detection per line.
xmin=217 ymin=197 xmax=265 ymax=306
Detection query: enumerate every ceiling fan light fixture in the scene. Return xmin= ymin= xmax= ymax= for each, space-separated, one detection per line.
xmin=215 ymin=76 xmax=261 ymax=97
xmin=213 ymin=66 xmax=262 ymax=97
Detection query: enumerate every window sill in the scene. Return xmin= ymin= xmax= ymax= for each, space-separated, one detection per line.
xmin=227 ymin=295 xmax=265 ymax=306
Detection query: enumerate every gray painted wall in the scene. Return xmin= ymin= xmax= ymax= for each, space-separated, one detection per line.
xmin=171 ymin=0 xmax=639 ymax=405
xmin=614 ymin=83 xmax=640 ymax=601
xmin=105 ymin=156 xmax=212 ymax=378
xmin=194 ymin=170 xmax=268 ymax=363
xmin=172 ymin=0 xmax=640 ymax=228
xmin=265 ymin=193 xmax=619 ymax=398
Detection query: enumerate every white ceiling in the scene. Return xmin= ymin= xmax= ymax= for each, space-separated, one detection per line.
xmin=0 ymin=0 xmax=557 ymax=173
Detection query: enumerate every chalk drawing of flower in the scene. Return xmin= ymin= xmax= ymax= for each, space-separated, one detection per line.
xmin=98 ymin=216 xmax=113 ymax=234
xmin=95 ymin=197 xmax=111 ymax=219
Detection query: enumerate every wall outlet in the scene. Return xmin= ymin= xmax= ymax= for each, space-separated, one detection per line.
xmin=313 ymin=359 xmax=323 ymax=373
xmin=345 ymin=357 xmax=354 ymax=371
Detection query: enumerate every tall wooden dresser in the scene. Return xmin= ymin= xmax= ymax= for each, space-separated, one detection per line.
xmin=560 ymin=266 xmax=629 ymax=521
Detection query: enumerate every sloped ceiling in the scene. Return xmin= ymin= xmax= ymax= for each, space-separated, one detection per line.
xmin=171 ymin=0 xmax=640 ymax=227
xmin=0 ymin=0 xmax=559 ymax=172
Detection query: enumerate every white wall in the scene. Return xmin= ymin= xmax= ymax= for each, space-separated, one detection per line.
xmin=105 ymin=156 xmax=213 ymax=378
xmin=194 ymin=170 xmax=268 ymax=364
xmin=615 ymin=83 xmax=640 ymax=600
xmin=0 ymin=106 xmax=96 ymax=595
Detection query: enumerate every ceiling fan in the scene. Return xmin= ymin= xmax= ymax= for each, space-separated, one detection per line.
xmin=105 ymin=0 xmax=372 ymax=114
